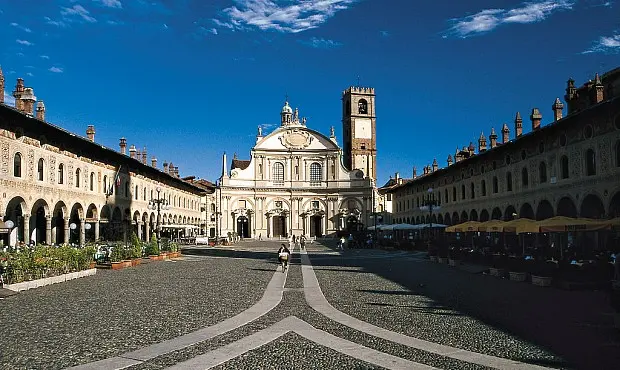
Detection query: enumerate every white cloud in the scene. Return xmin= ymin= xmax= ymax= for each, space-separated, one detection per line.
xmin=380 ymin=30 xmax=390 ymax=37
xmin=583 ymin=32 xmax=620 ymax=54
xmin=44 ymin=16 xmax=67 ymax=27
xmin=16 ymin=39 xmax=34 ymax=46
xmin=11 ymin=22 xmax=32 ymax=33
xmin=163 ymin=23 xmax=169 ymax=29
xmin=209 ymin=27 xmax=218 ymax=35
xmin=49 ymin=66 xmax=64 ymax=73
xmin=61 ymin=5 xmax=97 ymax=23
xmin=26 ymin=72 xmax=34 ymax=77
xmin=447 ymin=1 xmax=574 ymax=38
xmin=4 ymin=91 xmax=16 ymax=106
xmin=95 ymin=0 xmax=122 ymax=9
xmin=299 ymin=36 xmax=342 ymax=48
xmin=40 ymin=55 xmax=50 ymax=59
xmin=216 ymin=0 xmax=358 ymax=33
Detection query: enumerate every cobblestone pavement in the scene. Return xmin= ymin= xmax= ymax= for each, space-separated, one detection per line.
xmin=1 ymin=240 xmax=618 ymax=370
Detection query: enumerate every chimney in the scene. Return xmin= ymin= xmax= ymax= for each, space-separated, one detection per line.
xmin=151 ymin=156 xmax=157 ymax=168
xmin=0 ymin=65 xmax=4 ymax=104
xmin=447 ymin=154 xmax=453 ymax=167
xmin=142 ymin=147 xmax=147 ymax=164
xmin=423 ymin=165 xmax=429 ymax=175
xmin=432 ymin=158 xmax=438 ymax=172
xmin=395 ymin=172 xmax=400 ymax=181
xmin=412 ymin=167 xmax=417 ymax=178
xmin=163 ymin=161 xmax=169 ymax=174
xmin=119 ymin=138 xmax=127 ymax=155
xmin=478 ymin=132 xmax=487 ymax=152
xmin=514 ymin=112 xmax=523 ymax=137
xmin=21 ymin=87 xmax=36 ymax=116
xmin=129 ymin=144 xmax=137 ymax=159
xmin=36 ymin=100 xmax=46 ymax=121
xmin=468 ymin=142 xmax=475 ymax=156
xmin=12 ymin=78 xmax=25 ymax=111
xmin=530 ymin=108 xmax=542 ymax=130
xmin=169 ymin=162 xmax=174 ymax=176
xmin=455 ymin=147 xmax=462 ymax=163
xmin=86 ymin=125 xmax=95 ymax=141
xmin=552 ymin=98 xmax=564 ymax=121
xmin=594 ymin=73 xmax=604 ymax=104
xmin=501 ymin=123 xmax=510 ymax=144
xmin=489 ymin=127 xmax=498 ymax=148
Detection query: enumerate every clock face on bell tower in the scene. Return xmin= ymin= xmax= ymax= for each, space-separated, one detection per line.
xmin=342 ymin=86 xmax=376 ymax=181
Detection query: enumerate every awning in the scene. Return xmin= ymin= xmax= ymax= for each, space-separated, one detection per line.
xmin=537 ymin=216 xmax=610 ymax=232
xmin=445 ymin=221 xmax=482 ymax=233
xmin=502 ymin=218 xmax=539 ymax=234
xmin=477 ymin=220 xmax=507 ymax=232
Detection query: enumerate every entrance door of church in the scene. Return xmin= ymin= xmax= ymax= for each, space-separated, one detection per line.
xmin=310 ymin=215 xmax=322 ymax=237
xmin=236 ymin=216 xmax=250 ymax=238
xmin=272 ymin=216 xmax=286 ymax=237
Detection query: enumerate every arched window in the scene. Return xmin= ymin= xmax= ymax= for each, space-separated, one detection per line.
xmin=124 ymin=181 xmax=129 ymax=197
xmin=522 ymin=167 xmax=529 ymax=187
xmin=481 ymin=180 xmax=486 ymax=196
xmin=150 ymin=189 xmax=153 ymax=200
xmin=135 ymin=185 xmax=138 ymax=199
xmin=272 ymin=162 xmax=284 ymax=184
xmin=461 ymin=184 xmax=466 ymax=200
xmin=211 ymin=203 xmax=216 ymax=212
xmin=103 ymin=175 xmax=107 ymax=193
xmin=506 ymin=172 xmax=512 ymax=191
xmin=493 ymin=176 xmax=498 ymax=193
xmin=58 ymin=163 xmax=64 ymax=184
xmin=560 ymin=156 xmax=569 ymax=179
xmin=143 ymin=187 xmax=147 ymax=200
xmin=75 ymin=168 xmax=81 ymax=188
xmin=452 ymin=187 xmax=456 ymax=202
xmin=539 ymin=162 xmax=547 ymax=183
xmin=444 ymin=189 xmax=448 ymax=203
xmin=358 ymin=99 xmax=368 ymax=114
xmin=615 ymin=140 xmax=620 ymax=167
xmin=13 ymin=153 xmax=22 ymax=177
xmin=37 ymin=158 xmax=44 ymax=181
xmin=586 ymin=149 xmax=596 ymax=176
xmin=310 ymin=162 xmax=322 ymax=184
xmin=470 ymin=183 xmax=475 ymax=199
xmin=90 ymin=172 xmax=95 ymax=191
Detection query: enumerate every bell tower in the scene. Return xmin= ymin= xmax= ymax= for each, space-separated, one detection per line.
xmin=342 ymin=86 xmax=376 ymax=180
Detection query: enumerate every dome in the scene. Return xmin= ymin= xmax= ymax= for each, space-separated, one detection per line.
xmin=281 ymin=101 xmax=293 ymax=114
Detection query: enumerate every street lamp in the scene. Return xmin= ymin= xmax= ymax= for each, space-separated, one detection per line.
xmin=148 ymin=186 xmax=170 ymax=252
xmin=419 ymin=187 xmax=440 ymax=236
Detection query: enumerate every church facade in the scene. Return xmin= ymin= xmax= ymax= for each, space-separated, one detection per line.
xmin=217 ymin=87 xmax=377 ymax=239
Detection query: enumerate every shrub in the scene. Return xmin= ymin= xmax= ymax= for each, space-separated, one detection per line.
xmin=130 ymin=232 xmax=143 ymax=259
xmin=145 ymin=234 xmax=159 ymax=256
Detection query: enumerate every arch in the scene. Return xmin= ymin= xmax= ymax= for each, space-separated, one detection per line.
xmin=444 ymin=213 xmax=452 ymax=225
xmin=479 ymin=209 xmax=490 ymax=222
xmin=69 ymin=203 xmax=84 ymax=244
xmin=451 ymin=212 xmax=459 ymax=225
xmin=609 ymin=191 xmax=620 ymax=218
xmin=469 ymin=209 xmax=478 ymax=221
xmin=406 ymin=217 xmax=411 ymax=224
xmin=470 ymin=183 xmax=475 ymax=199
xmin=30 ymin=199 xmax=50 ymax=244
xmin=491 ymin=207 xmax=502 ymax=220
xmin=112 ymin=207 xmax=122 ymax=222
xmin=539 ymin=162 xmax=547 ymax=183
xmin=505 ymin=205 xmax=517 ymax=221
xmin=437 ymin=214 xmax=444 ymax=224
xmin=358 ymin=98 xmax=368 ymax=114
xmin=272 ymin=162 xmax=285 ymax=183
xmin=452 ymin=186 xmax=456 ymax=201
xmin=535 ymin=200 xmax=554 ymax=220
xmin=338 ymin=197 xmax=363 ymax=211
xmin=580 ymin=194 xmax=605 ymax=219
xmin=415 ymin=216 xmax=420 ymax=224
xmin=461 ymin=184 xmax=466 ymax=200
xmin=13 ymin=152 xmax=22 ymax=177
xmin=85 ymin=203 xmax=98 ymax=220
xmin=460 ymin=211 xmax=469 ymax=222
xmin=557 ymin=197 xmax=577 ymax=218
xmin=585 ymin=148 xmax=596 ymax=176
xmin=431 ymin=214 xmax=437 ymax=224
xmin=560 ymin=155 xmax=569 ymax=179
xmin=37 ymin=158 xmax=45 ymax=181
xmin=492 ymin=176 xmax=498 ymax=193
xmin=58 ymin=163 xmax=64 ymax=184
xmin=52 ymin=201 xmax=67 ymax=245
xmin=481 ymin=180 xmax=486 ymax=196
xmin=425 ymin=215 xmax=430 ymax=223
xmin=301 ymin=198 xmax=327 ymax=212
xmin=309 ymin=162 xmax=322 ymax=183
xmin=519 ymin=203 xmax=534 ymax=219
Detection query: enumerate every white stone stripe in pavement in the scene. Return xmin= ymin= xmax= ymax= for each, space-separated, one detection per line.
xmin=65 ymin=266 xmax=288 ymax=370
xmin=300 ymin=250 xmax=555 ymax=370
xmin=164 ymin=316 xmax=438 ymax=370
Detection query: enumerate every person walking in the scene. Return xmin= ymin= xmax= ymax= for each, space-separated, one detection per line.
xmin=339 ymin=236 xmax=346 ymax=250
xmin=300 ymin=235 xmax=306 ymax=250
xmin=277 ymin=243 xmax=291 ymax=272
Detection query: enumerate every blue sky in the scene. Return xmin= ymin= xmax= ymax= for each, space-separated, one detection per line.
xmin=1 ymin=0 xmax=619 ymax=185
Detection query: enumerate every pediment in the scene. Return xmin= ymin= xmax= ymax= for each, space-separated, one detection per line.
xmin=254 ymin=127 xmax=339 ymax=152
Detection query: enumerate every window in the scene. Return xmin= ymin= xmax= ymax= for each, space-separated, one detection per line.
xmin=13 ymin=153 xmax=22 ymax=177
xmin=311 ymin=201 xmax=319 ymax=209
xmin=151 ymin=189 xmax=154 ymax=200
xmin=559 ymin=134 xmax=567 ymax=147
xmin=258 ymin=164 xmax=262 ymax=175
xmin=586 ymin=149 xmax=596 ymax=176
xmin=539 ymin=162 xmax=547 ymax=183
xmin=124 ymin=181 xmax=129 ymax=197
xmin=211 ymin=203 xmax=216 ymax=212
xmin=452 ymin=187 xmax=456 ymax=202
xmin=37 ymin=158 xmax=44 ymax=181
xmin=444 ymin=189 xmax=448 ymax=203
xmin=481 ymin=180 xmax=486 ymax=196
xmin=143 ymin=187 xmax=147 ymax=201
xmin=103 ymin=176 xmax=107 ymax=193
xmin=90 ymin=172 xmax=95 ymax=191
xmin=310 ymin=162 xmax=322 ymax=184
xmin=135 ymin=185 xmax=138 ymax=199
xmin=584 ymin=125 xmax=593 ymax=139
xmin=615 ymin=115 xmax=620 ymax=130
xmin=521 ymin=150 xmax=526 ymax=160
xmin=506 ymin=172 xmax=512 ymax=191
xmin=272 ymin=162 xmax=284 ymax=184
xmin=386 ymin=194 xmax=392 ymax=201
xmin=358 ymin=99 xmax=368 ymax=114
xmin=493 ymin=176 xmax=498 ymax=193
xmin=492 ymin=161 xmax=497 ymax=170
xmin=470 ymin=183 xmax=475 ymax=199
xmin=239 ymin=200 xmax=246 ymax=208
xmin=58 ymin=164 xmax=64 ymax=184
xmin=616 ymin=141 xmax=620 ymax=167
xmin=560 ymin=156 xmax=569 ymax=179
xmin=76 ymin=168 xmax=81 ymax=188
xmin=522 ymin=168 xmax=529 ymax=187
xmin=539 ymin=141 xmax=545 ymax=154
xmin=505 ymin=155 xmax=511 ymax=165
xmin=461 ymin=184 xmax=466 ymax=200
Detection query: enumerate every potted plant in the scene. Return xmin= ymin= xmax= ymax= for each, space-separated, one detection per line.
xmin=130 ymin=232 xmax=143 ymax=266
xmin=145 ymin=235 xmax=160 ymax=260
xmin=489 ymin=255 xmax=508 ymax=278
xmin=110 ymin=246 xmax=125 ymax=270
xmin=530 ymin=260 xmax=556 ymax=287
xmin=508 ymin=257 xmax=528 ymax=282
xmin=168 ymin=242 xmax=180 ymax=258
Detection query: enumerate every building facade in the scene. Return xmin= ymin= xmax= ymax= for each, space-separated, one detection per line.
xmin=218 ymin=88 xmax=377 ymax=239
xmin=384 ymin=69 xmax=620 ymax=226
xmin=0 ymin=72 xmax=206 ymax=247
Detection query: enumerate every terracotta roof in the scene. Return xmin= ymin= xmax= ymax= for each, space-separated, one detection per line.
xmin=231 ymin=159 xmax=251 ymax=170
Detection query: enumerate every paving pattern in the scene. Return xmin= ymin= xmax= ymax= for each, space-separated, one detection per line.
xmin=1 ymin=240 xmax=618 ymax=370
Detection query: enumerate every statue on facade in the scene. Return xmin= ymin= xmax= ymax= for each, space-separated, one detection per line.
xmin=257 ymin=125 xmax=263 ymax=136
